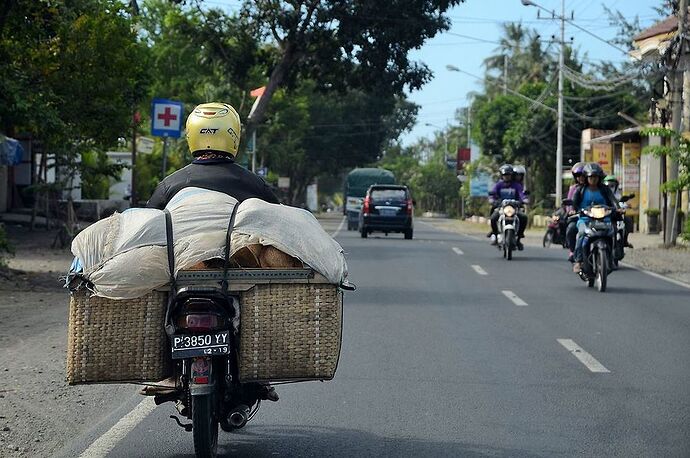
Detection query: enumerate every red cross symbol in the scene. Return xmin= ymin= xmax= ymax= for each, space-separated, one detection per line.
xmin=157 ymin=107 xmax=178 ymax=126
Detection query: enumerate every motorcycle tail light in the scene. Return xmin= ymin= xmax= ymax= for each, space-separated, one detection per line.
xmin=503 ymin=205 xmax=516 ymax=217
xmin=177 ymin=313 xmax=220 ymax=332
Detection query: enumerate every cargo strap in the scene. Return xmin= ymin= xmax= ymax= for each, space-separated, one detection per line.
xmin=221 ymin=203 xmax=240 ymax=296
xmin=163 ymin=209 xmax=176 ymax=338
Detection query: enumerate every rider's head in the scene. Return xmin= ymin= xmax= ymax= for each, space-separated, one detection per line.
xmin=513 ymin=165 xmax=526 ymax=183
xmin=583 ymin=162 xmax=604 ymax=186
xmin=186 ymin=102 xmax=242 ymax=157
xmin=603 ymin=175 xmax=619 ymax=193
xmin=499 ymin=164 xmax=514 ymax=183
xmin=571 ymin=161 xmax=586 ymax=184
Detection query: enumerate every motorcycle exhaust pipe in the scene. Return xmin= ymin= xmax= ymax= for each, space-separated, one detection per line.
xmin=228 ymin=405 xmax=250 ymax=429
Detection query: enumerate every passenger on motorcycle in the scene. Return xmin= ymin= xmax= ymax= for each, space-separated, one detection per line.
xmin=572 ymin=163 xmax=620 ymax=273
xmin=565 ymin=162 xmax=586 ymax=262
xmin=603 ymin=174 xmax=634 ymax=248
xmin=489 ymin=164 xmax=528 ymax=250
xmin=513 ymin=164 xmax=527 ymax=191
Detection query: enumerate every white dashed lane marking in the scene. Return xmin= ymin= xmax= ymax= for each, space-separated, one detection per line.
xmin=502 ymin=290 xmax=527 ymax=306
xmin=557 ymin=339 xmax=611 ymax=373
xmin=452 ymin=247 xmax=464 ymax=255
xmin=471 ymin=265 xmax=488 ymax=276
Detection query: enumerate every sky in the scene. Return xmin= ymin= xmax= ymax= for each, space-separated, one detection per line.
xmin=403 ymin=0 xmax=663 ymax=146
xmin=203 ymin=0 xmax=665 ymax=146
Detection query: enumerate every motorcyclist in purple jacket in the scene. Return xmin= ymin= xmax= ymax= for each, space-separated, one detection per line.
xmin=489 ymin=164 xmax=529 ymax=250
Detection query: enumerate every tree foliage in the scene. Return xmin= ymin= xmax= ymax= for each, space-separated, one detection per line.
xmin=237 ymin=0 xmax=463 ymax=129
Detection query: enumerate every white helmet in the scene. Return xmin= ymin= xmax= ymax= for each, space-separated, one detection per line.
xmin=513 ymin=165 xmax=526 ymax=176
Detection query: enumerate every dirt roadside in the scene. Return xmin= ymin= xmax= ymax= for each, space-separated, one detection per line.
xmin=0 ymin=225 xmax=134 ymax=458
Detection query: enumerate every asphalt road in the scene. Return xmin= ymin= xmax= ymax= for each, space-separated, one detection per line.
xmin=59 ymin=217 xmax=690 ymax=457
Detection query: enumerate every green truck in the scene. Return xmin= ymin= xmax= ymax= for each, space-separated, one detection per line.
xmin=344 ymin=168 xmax=396 ymax=230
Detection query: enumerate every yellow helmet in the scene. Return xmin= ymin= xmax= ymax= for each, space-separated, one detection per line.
xmin=186 ymin=102 xmax=241 ymax=156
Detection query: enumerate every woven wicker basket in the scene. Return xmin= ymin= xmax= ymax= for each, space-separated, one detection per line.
xmin=238 ymin=283 xmax=342 ymax=382
xmin=66 ymin=290 xmax=171 ymax=384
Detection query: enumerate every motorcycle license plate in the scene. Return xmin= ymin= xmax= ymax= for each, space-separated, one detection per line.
xmin=171 ymin=331 xmax=230 ymax=359
xmin=593 ymin=222 xmax=610 ymax=230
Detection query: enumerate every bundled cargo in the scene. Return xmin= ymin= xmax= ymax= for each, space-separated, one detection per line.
xmin=68 ymin=187 xmax=347 ymax=299
xmin=66 ymin=187 xmax=349 ymax=385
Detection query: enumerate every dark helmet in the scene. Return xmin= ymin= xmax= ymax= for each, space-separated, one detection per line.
xmin=583 ymin=162 xmax=604 ymax=178
xmin=571 ymin=161 xmax=585 ymax=177
xmin=499 ymin=164 xmax=514 ymax=176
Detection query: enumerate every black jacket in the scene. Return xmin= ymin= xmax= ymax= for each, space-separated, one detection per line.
xmin=146 ymin=158 xmax=280 ymax=209
xmin=572 ymin=183 xmax=619 ymax=213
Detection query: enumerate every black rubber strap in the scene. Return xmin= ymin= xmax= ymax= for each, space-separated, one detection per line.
xmin=163 ymin=209 xmax=177 ymax=337
xmin=221 ymin=203 xmax=240 ymax=295
xmin=163 ymin=209 xmax=176 ymax=289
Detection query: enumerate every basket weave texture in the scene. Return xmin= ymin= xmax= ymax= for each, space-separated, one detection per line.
xmin=66 ymin=290 xmax=171 ymax=384
xmin=239 ymin=283 xmax=342 ymax=382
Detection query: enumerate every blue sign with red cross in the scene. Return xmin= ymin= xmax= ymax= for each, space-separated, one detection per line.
xmin=151 ymin=98 xmax=184 ymax=138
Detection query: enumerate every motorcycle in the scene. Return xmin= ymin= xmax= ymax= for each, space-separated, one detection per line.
xmin=543 ymin=212 xmax=568 ymax=249
xmin=576 ymin=205 xmax=616 ymax=292
xmin=159 ymin=282 xmax=257 ymax=457
xmin=496 ymin=199 xmax=523 ymax=261
xmin=612 ymin=194 xmax=635 ymax=268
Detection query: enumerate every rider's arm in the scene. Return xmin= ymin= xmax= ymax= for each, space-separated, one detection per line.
xmin=146 ymin=181 xmax=170 ymax=209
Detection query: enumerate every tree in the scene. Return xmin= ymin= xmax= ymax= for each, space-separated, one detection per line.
xmin=642 ymin=127 xmax=690 ymax=242
xmin=0 ymin=0 xmax=149 ymax=221
xmin=258 ymin=80 xmax=418 ymax=203
xmin=237 ymin=0 xmax=463 ymax=130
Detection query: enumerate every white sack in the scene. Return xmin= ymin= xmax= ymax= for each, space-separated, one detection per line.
xmin=165 ymin=188 xmax=238 ymax=272
xmin=71 ymin=188 xmax=237 ymax=299
xmin=70 ymin=188 xmax=345 ymax=299
xmin=230 ymin=198 xmax=347 ymax=285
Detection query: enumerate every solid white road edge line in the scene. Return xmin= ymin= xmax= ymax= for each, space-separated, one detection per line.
xmin=331 ymin=216 xmax=346 ymax=238
xmin=619 ymin=261 xmax=690 ymax=290
xmin=452 ymin=247 xmax=464 ymax=255
xmin=557 ymin=339 xmax=610 ymax=373
xmin=471 ymin=265 xmax=488 ymax=275
xmin=79 ymin=398 xmax=156 ymax=458
xmin=501 ymin=290 xmax=528 ymax=306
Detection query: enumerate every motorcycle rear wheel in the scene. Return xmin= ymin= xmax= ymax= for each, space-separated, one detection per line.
xmin=505 ymin=229 xmax=514 ymax=261
xmin=192 ymin=394 xmax=218 ymax=458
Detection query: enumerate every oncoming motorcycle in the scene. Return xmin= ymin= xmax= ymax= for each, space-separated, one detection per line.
xmin=576 ymin=205 xmax=616 ymax=292
xmin=496 ymin=199 xmax=523 ymax=261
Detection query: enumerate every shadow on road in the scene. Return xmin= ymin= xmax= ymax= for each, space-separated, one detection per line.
xmin=167 ymin=424 xmax=547 ymax=458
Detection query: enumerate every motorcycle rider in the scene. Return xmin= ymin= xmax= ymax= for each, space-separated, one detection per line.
xmin=603 ymin=174 xmax=634 ymax=248
xmin=145 ymin=102 xmax=279 ymax=402
xmin=489 ymin=164 xmax=528 ymax=250
xmin=513 ymin=164 xmax=527 ymax=191
xmin=147 ymin=102 xmax=279 ymax=209
xmin=565 ymin=162 xmax=586 ymax=262
xmin=572 ymin=163 xmax=620 ymax=273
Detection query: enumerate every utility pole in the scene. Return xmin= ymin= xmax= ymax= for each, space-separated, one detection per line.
xmin=522 ymin=0 xmax=566 ymax=206
xmin=503 ymin=55 xmax=508 ymax=95
xmin=131 ymin=112 xmax=138 ymax=207
xmin=556 ymin=0 xmax=565 ymax=207
xmin=668 ymin=0 xmax=688 ymax=246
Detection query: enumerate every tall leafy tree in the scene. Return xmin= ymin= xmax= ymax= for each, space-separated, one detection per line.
xmin=236 ymin=0 xmax=463 ymax=130
xmin=259 ymin=80 xmax=417 ymax=203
